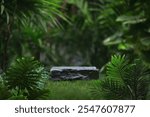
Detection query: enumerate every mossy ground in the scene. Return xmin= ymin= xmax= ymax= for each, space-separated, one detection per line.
xmin=46 ymin=80 xmax=100 ymax=100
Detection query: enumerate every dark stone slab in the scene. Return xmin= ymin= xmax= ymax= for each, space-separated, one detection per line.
xmin=50 ymin=66 xmax=99 ymax=81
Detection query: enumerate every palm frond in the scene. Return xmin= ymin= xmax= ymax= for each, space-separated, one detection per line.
xmin=106 ymin=55 xmax=129 ymax=85
xmin=99 ymin=78 xmax=130 ymax=99
xmin=91 ymin=55 xmax=150 ymax=100
xmin=1 ymin=0 xmax=67 ymax=28
xmin=90 ymin=79 xmax=130 ymax=100
xmin=123 ymin=59 xmax=150 ymax=99
xmin=4 ymin=57 xmax=48 ymax=92
xmin=8 ymin=89 xmax=27 ymax=100
xmin=27 ymin=88 xmax=50 ymax=100
xmin=0 ymin=78 xmax=11 ymax=99
xmin=91 ymin=55 xmax=130 ymax=99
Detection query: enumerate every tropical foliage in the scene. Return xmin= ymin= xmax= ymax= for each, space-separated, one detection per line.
xmin=100 ymin=0 xmax=150 ymax=65
xmin=0 ymin=0 xmax=65 ymax=27
xmin=0 ymin=0 xmax=150 ymax=100
xmin=0 ymin=0 xmax=66 ymax=70
xmin=5 ymin=57 xmax=47 ymax=91
xmin=91 ymin=55 xmax=150 ymax=100
xmin=1 ymin=57 xmax=49 ymax=99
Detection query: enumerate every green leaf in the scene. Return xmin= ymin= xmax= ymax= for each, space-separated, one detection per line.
xmin=1 ymin=5 xmax=4 ymax=15
xmin=116 ymin=15 xmax=146 ymax=25
xmin=5 ymin=11 xmax=9 ymax=24
xmin=103 ymin=32 xmax=123 ymax=46
xmin=140 ymin=38 xmax=150 ymax=47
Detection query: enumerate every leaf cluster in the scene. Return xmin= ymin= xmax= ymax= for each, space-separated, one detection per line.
xmin=0 ymin=57 xmax=49 ymax=99
xmin=99 ymin=0 xmax=150 ymax=64
xmin=91 ymin=55 xmax=150 ymax=100
xmin=0 ymin=0 xmax=66 ymax=29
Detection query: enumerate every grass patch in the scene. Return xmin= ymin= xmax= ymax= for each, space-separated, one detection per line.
xmin=46 ymin=80 xmax=100 ymax=100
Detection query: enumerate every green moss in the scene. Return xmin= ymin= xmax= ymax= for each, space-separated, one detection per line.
xmin=46 ymin=80 xmax=100 ymax=100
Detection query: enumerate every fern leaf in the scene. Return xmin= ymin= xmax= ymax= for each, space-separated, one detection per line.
xmin=107 ymin=55 xmax=129 ymax=85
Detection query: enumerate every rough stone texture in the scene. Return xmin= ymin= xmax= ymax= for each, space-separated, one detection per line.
xmin=50 ymin=66 xmax=99 ymax=80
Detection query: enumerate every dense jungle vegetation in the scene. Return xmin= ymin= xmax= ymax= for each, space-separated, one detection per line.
xmin=0 ymin=0 xmax=150 ymax=100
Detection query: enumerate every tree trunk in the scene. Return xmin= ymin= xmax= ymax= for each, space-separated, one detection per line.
xmin=1 ymin=25 xmax=11 ymax=71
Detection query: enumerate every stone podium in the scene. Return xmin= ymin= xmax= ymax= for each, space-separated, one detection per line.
xmin=50 ymin=66 xmax=99 ymax=80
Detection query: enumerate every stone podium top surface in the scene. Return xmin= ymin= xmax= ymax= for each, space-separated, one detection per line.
xmin=50 ymin=66 xmax=98 ymax=71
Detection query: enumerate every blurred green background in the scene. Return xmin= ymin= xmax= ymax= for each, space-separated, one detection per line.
xmin=1 ymin=0 xmax=150 ymax=70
